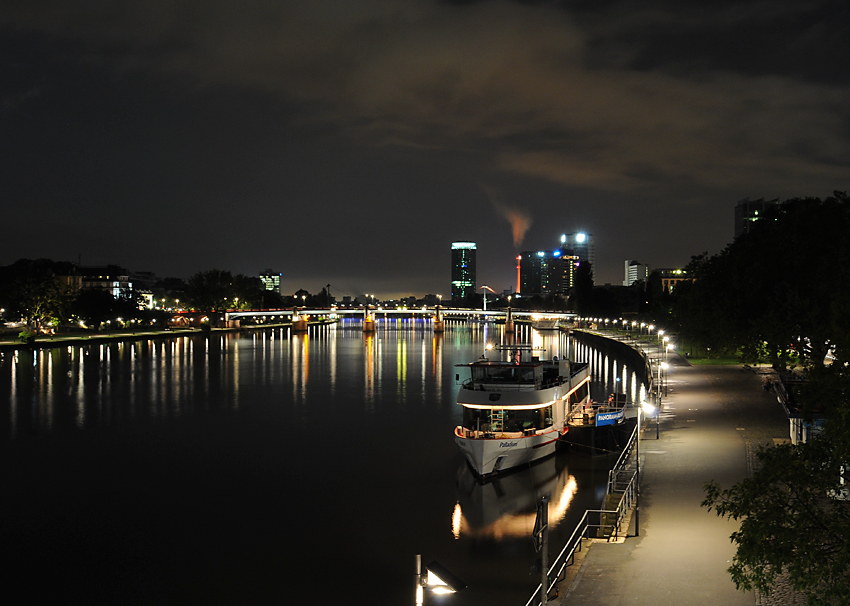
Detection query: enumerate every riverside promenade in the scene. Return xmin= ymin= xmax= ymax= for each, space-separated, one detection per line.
xmin=554 ymin=334 xmax=796 ymax=606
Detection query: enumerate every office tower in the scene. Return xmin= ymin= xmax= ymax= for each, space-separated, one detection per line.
xmin=519 ymin=251 xmax=550 ymax=295
xmin=560 ymin=232 xmax=595 ymax=268
xmin=451 ymin=242 xmax=477 ymax=301
xmin=623 ymin=261 xmax=650 ymax=286
xmin=734 ymin=198 xmax=778 ymax=239
xmin=259 ymin=269 xmax=282 ymax=294
xmin=519 ymin=248 xmax=579 ymax=296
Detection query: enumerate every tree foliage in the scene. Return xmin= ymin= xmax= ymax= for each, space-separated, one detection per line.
xmin=677 ymin=193 xmax=850 ymax=369
xmin=0 ymin=258 xmax=72 ymax=330
xmin=697 ymin=193 xmax=850 ymax=604
xmin=703 ymin=437 xmax=850 ymax=605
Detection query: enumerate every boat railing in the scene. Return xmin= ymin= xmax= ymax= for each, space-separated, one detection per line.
xmin=523 ymin=471 xmax=638 ymax=606
xmin=454 ymin=426 xmax=544 ymax=440
xmin=460 ymin=376 xmax=570 ymax=391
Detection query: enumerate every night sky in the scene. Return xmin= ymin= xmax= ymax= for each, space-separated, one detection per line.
xmin=2 ymin=1 xmax=849 ymax=298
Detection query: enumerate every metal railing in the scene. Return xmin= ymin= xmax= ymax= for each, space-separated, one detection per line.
xmin=608 ymin=424 xmax=638 ymax=493
xmin=523 ymin=472 xmax=637 ymax=606
xmin=524 ymin=425 xmax=639 ymax=606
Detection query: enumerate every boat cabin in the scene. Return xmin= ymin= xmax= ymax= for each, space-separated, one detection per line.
xmin=461 ymin=404 xmax=554 ymax=435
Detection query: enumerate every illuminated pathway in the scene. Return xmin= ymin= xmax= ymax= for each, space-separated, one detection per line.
xmin=555 ymin=352 xmax=790 ymax=605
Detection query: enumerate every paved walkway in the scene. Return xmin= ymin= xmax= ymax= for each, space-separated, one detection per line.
xmin=553 ymin=341 xmax=792 ymax=605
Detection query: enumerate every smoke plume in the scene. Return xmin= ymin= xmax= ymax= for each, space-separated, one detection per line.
xmin=485 ymin=186 xmax=533 ymax=249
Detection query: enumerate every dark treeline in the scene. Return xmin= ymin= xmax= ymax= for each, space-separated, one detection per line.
xmin=0 ymin=264 xmax=332 ymax=334
xmin=676 ymin=192 xmax=850 ymax=606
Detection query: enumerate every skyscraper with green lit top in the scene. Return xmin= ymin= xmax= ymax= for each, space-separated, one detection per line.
xmin=451 ymin=241 xmax=476 ymax=302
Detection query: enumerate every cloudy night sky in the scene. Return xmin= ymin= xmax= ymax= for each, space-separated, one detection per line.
xmin=2 ymin=1 xmax=848 ymax=298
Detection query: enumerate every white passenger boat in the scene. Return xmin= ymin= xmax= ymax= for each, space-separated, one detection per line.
xmin=454 ymin=344 xmax=591 ymax=477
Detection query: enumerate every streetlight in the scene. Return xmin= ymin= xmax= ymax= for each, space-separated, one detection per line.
xmin=415 ymin=555 xmax=465 ymax=604
xmin=657 ymin=329 xmax=664 ymax=343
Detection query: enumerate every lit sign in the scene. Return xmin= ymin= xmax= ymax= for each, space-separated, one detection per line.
xmin=596 ymin=411 xmax=623 ymax=426
xmin=576 ymin=233 xmax=586 ymax=243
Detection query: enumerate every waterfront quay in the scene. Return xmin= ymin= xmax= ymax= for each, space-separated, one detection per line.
xmin=551 ymin=333 xmax=798 ymax=606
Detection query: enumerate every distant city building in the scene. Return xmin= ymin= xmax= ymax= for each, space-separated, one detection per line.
xmin=519 ymin=248 xmax=579 ymax=296
xmin=519 ymin=251 xmax=551 ymax=295
xmin=734 ymin=198 xmax=778 ymax=239
xmin=623 ymin=260 xmax=650 ymax=287
xmin=654 ymin=268 xmax=689 ymax=294
xmin=259 ymin=269 xmax=282 ymax=294
xmin=79 ymin=265 xmax=133 ymax=300
xmin=560 ymin=232 xmax=595 ymax=268
xmin=451 ymin=241 xmax=477 ymax=301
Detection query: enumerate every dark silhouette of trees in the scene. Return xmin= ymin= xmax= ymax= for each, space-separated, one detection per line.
xmin=677 ymin=193 xmax=850 ymax=370
xmin=0 ymin=259 xmax=73 ymax=331
xmin=571 ymin=261 xmax=594 ymax=315
xmin=698 ymin=192 xmax=850 ymax=604
xmin=72 ymin=289 xmax=136 ymax=328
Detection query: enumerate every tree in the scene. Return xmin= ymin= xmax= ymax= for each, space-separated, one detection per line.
xmin=186 ymin=270 xmax=234 ymax=312
xmin=703 ymin=434 xmax=850 ymax=605
xmin=0 ymin=259 xmax=72 ymax=331
xmin=572 ymin=261 xmax=594 ymax=315
xmin=72 ymin=289 xmax=136 ymax=329
xmin=698 ymin=193 xmax=850 ymax=604
xmin=676 ymin=193 xmax=850 ymax=369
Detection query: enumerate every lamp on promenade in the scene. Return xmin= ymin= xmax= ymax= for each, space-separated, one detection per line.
xmin=415 ymin=555 xmax=465 ymax=605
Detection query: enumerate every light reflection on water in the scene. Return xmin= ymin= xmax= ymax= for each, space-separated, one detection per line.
xmin=0 ymin=321 xmax=645 ymax=605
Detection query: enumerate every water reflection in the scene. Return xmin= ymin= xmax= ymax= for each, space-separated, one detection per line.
xmin=1 ymin=323 xmax=647 ymax=439
xmin=453 ymin=456 xmax=578 ymax=540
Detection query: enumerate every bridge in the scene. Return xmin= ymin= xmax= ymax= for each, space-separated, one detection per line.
xmin=223 ymin=307 xmax=577 ymax=323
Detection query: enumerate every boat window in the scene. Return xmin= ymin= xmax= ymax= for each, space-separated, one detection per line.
xmin=462 ymin=407 xmax=492 ymax=431
xmin=471 ymin=366 xmax=535 ymax=383
xmin=502 ymin=406 xmax=553 ymax=431
xmin=462 ymin=405 xmax=553 ymax=432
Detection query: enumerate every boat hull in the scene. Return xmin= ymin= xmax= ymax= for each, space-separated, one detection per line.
xmin=454 ymin=427 xmax=565 ymax=477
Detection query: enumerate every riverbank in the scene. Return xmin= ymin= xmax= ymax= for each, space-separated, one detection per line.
xmin=0 ymin=320 xmax=334 ymax=351
xmin=550 ymin=333 xmax=801 ymax=606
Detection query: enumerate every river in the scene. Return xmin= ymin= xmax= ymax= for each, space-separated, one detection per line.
xmin=0 ymin=319 xmax=646 ymax=605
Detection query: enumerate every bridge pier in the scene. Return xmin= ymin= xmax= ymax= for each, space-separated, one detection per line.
xmin=363 ymin=309 xmax=376 ymax=333
xmin=291 ymin=308 xmax=308 ymax=333
xmin=433 ymin=305 xmax=444 ymax=333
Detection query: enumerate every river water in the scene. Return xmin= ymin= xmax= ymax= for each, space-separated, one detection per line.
xmin=0 ymin=320 xmax=646 ymax=605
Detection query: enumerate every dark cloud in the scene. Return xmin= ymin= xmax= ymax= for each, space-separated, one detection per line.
xmin=1 ymin=1 xmax=848 ymax=293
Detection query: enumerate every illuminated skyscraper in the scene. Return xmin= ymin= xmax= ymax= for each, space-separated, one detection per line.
xmin=451 ymin=242 xmax=476 ymax=302
xmin=560 ymin=232 xmax=594 ymax=268
xmin=519 ymin=249 xmax=579 ymax=296
xmin=259 ymin=269 xmax=282 ymax=294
